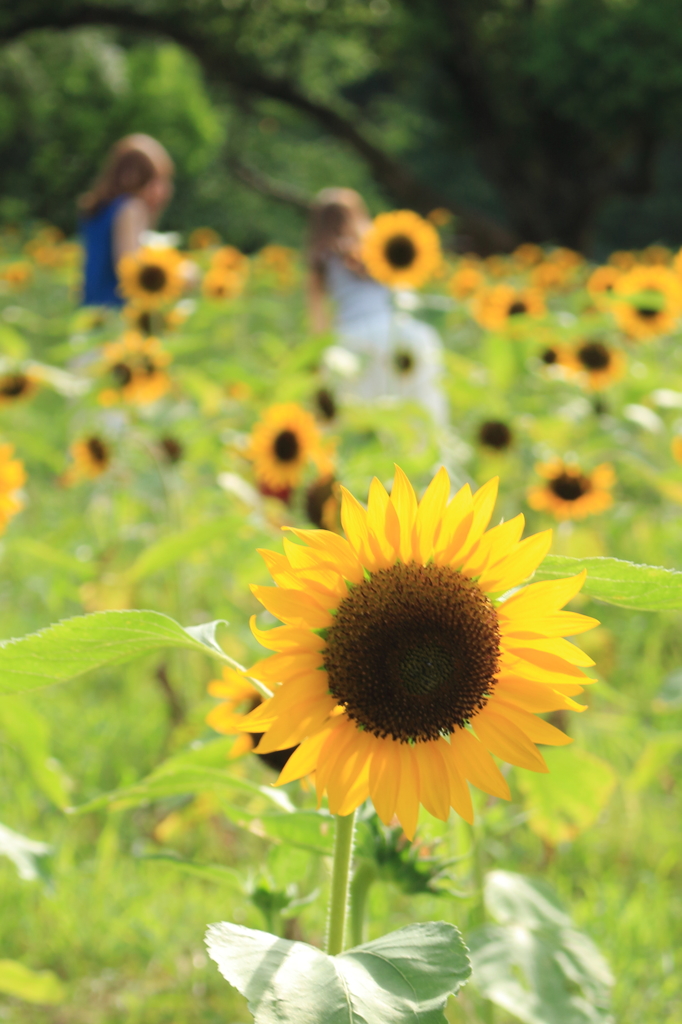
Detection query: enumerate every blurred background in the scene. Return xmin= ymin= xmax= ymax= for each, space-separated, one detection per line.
xmin=3 ymin=0 xmax=682 ymax=255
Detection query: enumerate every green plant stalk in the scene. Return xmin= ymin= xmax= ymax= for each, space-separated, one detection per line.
xmin=349 ymin=858 xmax=378 ymax=947
xmin=326 ymin=810 xmax=356 ymax=955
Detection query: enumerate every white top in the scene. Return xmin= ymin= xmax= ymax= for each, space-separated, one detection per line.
xmin=324 ymin=254 xmax=392 ymax=332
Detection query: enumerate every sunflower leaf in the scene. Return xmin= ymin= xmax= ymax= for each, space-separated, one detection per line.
xmin=535 ymin=555 xmax=682 ymax=610
xmin=0 ymin=610 xmax=236 ymax=695
xmin=0 ymin=960 xmax=66 ymax=1005
xmin=206 ymin=920 xmax=471 ymax=1024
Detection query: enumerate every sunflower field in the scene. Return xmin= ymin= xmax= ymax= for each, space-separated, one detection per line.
xmin=3 ymin=219 xmax=682 ymax=1024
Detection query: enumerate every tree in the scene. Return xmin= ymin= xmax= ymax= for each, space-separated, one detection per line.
xmin=1 ymin=0 xmax=682 ymax=251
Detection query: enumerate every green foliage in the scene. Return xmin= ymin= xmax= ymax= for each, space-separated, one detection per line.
xmin=535 ymin=555 xmax=682 ymax=610
xmin=206 ymin=920 xmax=470 ymax=1024
xmin=0 ymin=822 xmax=50 ymax=881
xmin=0 ymin=960 xmax=66 ymax=1005
xmin=469 ymin=872 xmax=613 ymax=1024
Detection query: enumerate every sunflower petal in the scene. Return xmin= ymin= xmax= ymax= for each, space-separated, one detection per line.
xmin=390 ymin=465 xmax=419 ymax=563
xmin=490 ymin=700 xmax=573 ymax=746
xmin=339 ymin=486 xmax=375 ymax=566
xmin=250 ymin=585 xmax=333 ymax=629
xmin=449 ymin=477 xmax=499 ymax=566
xmin=499 ymin=611 xmax=600 ymax=638
xmin=498 ymin=571 xmax=587 ymax=616
xmin=248 ymin=652 xmax=325 ymax=683
xmin=327 ymin=729 xmax=373 ymax=815
xmin=394 ymin=743 xmax=421 ymax=839
xmin=461 ymin=514 xmax=525 ymax=578
xmin=478 ymin=530 xmax=553 ymax=592
xmin=415 ymin=466 xmax=451 ymax=564
xmin=369 ymin=740 xmax=402 ymax=825
xmin=367 ymin=477 xmax=398 ymax=568
xmin=449 ymin=728 xmax=510 ymax=801
xmin=437 ymin=737 xmax=474 ymax=822
xmin=283 ymin=527 xmax=364 ymax=583
xmin=274 ymin=724 xmax=337 ymax=785
xmin=472 ymin=709 xmax=548 ymax=772
xmin=228 ymin=733 xmax=255 ymax=759
xmin=413 ymin=741 xmax=451 ymax=821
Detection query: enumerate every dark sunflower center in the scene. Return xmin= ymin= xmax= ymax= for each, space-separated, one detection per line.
xmin=315 ymin=387 xmax=336 ymax=421
xmin=549 ymin=472 xmax=590 ymax=501
xmin=87 ymin=437 xmax=107 ymax=464
xmin=161 ymin=436 xmax=183 ymax=463
xmin=637 ymin=306 xmax=659 ymax=319
xmin=112 ymin=362 xmax=133 ymax=386
xmin=541 ymin=347 xmax=558 ymax=364
xmin=137 ymin=312 xmax=153 ymax=335
xmin=578 ymin=342 xmax=610 ymax=370
xmin=140 ymin=355 xmax=156 ymax=376
xmin=323 ymin=562 xmax=500 ymax=743
xmin=479 ymin=420 xmax=512 ymax=450
xmin=508 ymin=301 xmax=527 ymax=316
xmin=384 ymin=234 xmax=417 ymax=269
xmin=0 ymin=374 xmax=28 ymax=397
xmin=306 ymin=477 xmax=336 ymax=529
xmin=394 ymin=350 xmax=414 ymax=373
xmin=273 ymin=429 xmax=300 ymax=462
xmin=139 ymin=265 xmax=167 ymax=293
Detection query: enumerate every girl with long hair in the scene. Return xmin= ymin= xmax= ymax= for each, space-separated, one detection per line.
xmin=80 ymin=134 xmax=174 ymax=307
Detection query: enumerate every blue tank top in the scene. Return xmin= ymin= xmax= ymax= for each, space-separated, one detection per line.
xmin=81 ymin=196 xmax=128 ymax=307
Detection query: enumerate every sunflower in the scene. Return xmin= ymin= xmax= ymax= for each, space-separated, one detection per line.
xmin=612 ymin=265 xmax=682 ymax=339
xmin=0 ymin=372 xmax=37 ymax=405
xmin=513 ymin=243 xmax=544 ymax=268
xmin=608 ymin=250 xmax=637 ymax=271
xmin=189 ymin=227 xmax=222 ymax=250
xmin=100 ymin=331 xmax=172 ymax=406
xmin=0 ymin=443 xmax=26 ymax=532
xmin=207 ymin=667 xmax=298 ymax=771
xmin=361 ymin=211 xmax=441 ymax=289
xmin=530 ymin=261 xmax=570 ymax=292
xmin=528 ymin=459 xmax=615 ymax=520
xmin=314 ymin=387 xmax=337 ymax=422
xmin=202 ymin=267 xmax=245 ymax=300
xmin=478 ymin=420 xmax=513 ymax=451
xmin=246 ymin=403 xmax=332 ymax=496
xmin=471 ymin=284 xmax=546 ymax=332
xmin=641 ymin=245 xmax=671 ymax=266
xmin=211 ymin=245 xmax=250 ymax=277
xmin=565 ymin=340 xmax=626 ymax=391
xmin=672 ymin=437 xmax=682 ymax=465
xmin=117 ymin=246 xmax=185 ymax=310
xmin=255 ymin=245 xmax=297 ymax=289
xmin=0 ymin=262 xmax=33 ymax=289
xmin=236 ymin=467 xmax=597 ymax=838
xmin=63 ymin=436 xmax=111 ymax=485
xmin=306 ymin=475 xmax=341 ymax=532
xmin=587 ymin=266 xmax=621 ymax=308
xmin=449 ymin=264 xmax=486 ymax=300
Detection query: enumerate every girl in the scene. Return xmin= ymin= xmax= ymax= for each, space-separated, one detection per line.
xmin=307 ymin=188 xmax=446 ymax=423
xmin=79 ymin=134 xmax=175 ymax=307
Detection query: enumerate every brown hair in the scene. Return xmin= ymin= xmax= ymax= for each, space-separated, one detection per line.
xmin=79 ymin=135 xmax=173 ymax=217
xmin=308 ymin=188 xmax=371 ymax=274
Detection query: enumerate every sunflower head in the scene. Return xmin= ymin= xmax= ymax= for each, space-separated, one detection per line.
xmin=117 ymin=247 xmax=185 ymax=310
xmin=202 ymin=267 xmax=245 ymax=300
xmin=207 ymin=667 xmax=297 ymax=771
xmin=512 ymin=243 xmax=544 ymax=268
xmin=0 ymin=262 xmax=33 ymax=288
xmin=449 ymin=264 xmax=486 ymax=300
xmin=305 ymin=475 xmax=340 ymax=532
xmin=612 ymin=265 xmax=682 ymax=339
xmin=246 ymin=402 xmax=332 ymax=494
xmin=101 ymin=332 xmax=172 ymax=406
xmin=361 ymin=210 xmax=441 ymax=289
xmin=472 ymin=285 xmax=546 ymax=332
xmin=528 ymin=459 xmax=615 ymax=520
xmin=0 ymin=372 xmax=36 ymax=404
xmin=189 ymin=227 xmax=222 ymax=250
xmin=63 ymin=436 xmax=110 ymax=486
xmin=238 ymin=466 xmax=598 ymax=838
xmin=159 ymin=436 xmax=183 ymax=464
xmin=0 ymin=442 xmax=26 ymax=531
xmin=314 ymin=387 xmax=337 ymax=422
xmin=567 ymin=340 xmax=625 ymax=391
xmin=478 ymin=420 xmax=513 ymax=451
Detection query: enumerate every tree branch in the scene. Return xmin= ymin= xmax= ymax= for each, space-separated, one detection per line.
xmin=228 ymin=155 xmax=312 ymax=211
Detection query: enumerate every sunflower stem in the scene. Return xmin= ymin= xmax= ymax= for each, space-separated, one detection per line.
xmin=326 ymin=810 xmax=357 ymax=955
xmin=349 ymin=859 xmax=378 ymax=947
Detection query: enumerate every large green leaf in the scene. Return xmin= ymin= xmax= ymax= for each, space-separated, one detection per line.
xmin=206 ymin=920 xmax=471 ymax=1024
xmin=535 ymin=555 xmax=682 ymax=610
xmin=0 ymin=610 xmax=237 ymax=695
xmin=469 ymin=871 xmax=613 ymax=1024
xmin=517 ymin=747 xmax=617 ymax=846
xmin=0 ymin=822 xmax=50 ymax=881
xmin=0 ymin=960 xmax=66 ymax=1005
xmin=71 ymin=736 xmax=293 ymax=814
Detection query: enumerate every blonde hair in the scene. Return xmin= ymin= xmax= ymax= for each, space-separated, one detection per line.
xmin=308 ymin=188 xmax=370 ymax=273
xmin=79 ymin=134 xmax=174 ymax=217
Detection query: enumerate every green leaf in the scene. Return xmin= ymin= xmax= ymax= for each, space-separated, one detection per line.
xmin=206 ymin=920 xmax=471 ymax=1024
xmin=141 ymin=854 xmax=242 ymax=888
xmin=220 ymin=807 xmax=336 ymax=855
xmin=469 ymin=871 xmax=613 ymax=1024
xmin=0 ymin=696 xmax=71 ymax=808
xmin=70 ymin=737 xmax=293 ymax=814
xmin=627 ymin=732 xmax=682 ymax=792
xmin=7 ymin=538 xmax=95 ymax=581
xmin=0 ymin=822 xmax=51 ymax=881
xmin=535 ymin=555 xmax=682 ymax=610
xmin=0 ymin=610 xmax=237 ymax=695
xmin=0 ymin=960 xmax=66 ymax=1005
xmin=516 ymin=746 xmax=617 ymax=846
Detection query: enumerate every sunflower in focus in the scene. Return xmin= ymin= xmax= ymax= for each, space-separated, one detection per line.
xmin=449 ymin=264 xmax=486 ymax=300
xmin=100 ymin=331 xmax=172 ymax=406
xmin=587 ymin=266 xmax=620 ymax=308
xmin=0 ymin=371 xmax=37 ymax=405
xmin=472 ymin=284 xmax=546 ymax=332
xmin=0 ymin=443 xmax=26 ymax=532
xmin=565 ymin=340 xmax=626 ymax=391
xmin=117 ymin=246 xmax=185 ymax=310
xmin=528 ymin=459 xmax=615 ymax=520
xmin=62 ymin=436 xmax=111 ymax=486
xmin=189 ymin=227 xmax=221 ymax=250
xmin=236 ymin=467 xmax=597 ymax=838
xmin=246 ymin=403 xmax=332 ymax=499
xmin=362 ymin=211 xmax=441 ymax=289
xmin=202 ymin=267 xmax=245 ymax=300
xmin=207 ymin=667 xmax=297 ymax=771
xmin=612 ymin=265 xmax=682 ymax=339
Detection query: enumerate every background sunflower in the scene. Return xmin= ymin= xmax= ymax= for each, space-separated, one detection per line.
xmin=361 ymin=210 xmax=441 ymax=289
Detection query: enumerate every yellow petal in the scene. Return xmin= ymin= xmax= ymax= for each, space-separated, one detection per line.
xmin=503 ymin=637 xmax=595 ymax=668
xmin=253 ymin=696 xmax=336 ymax=753
xmin=433 ymin=483 xmax=473 ymax=562
xmin=228 ymin=733 xmax=255 ymax=759
xmin=249 ymin=617 xmax=327 ymax=653
xmin=339 ymin=486 xmax=375 ymax=567
xmin=248 ymin=652 xmax=325 ymax=683
xmin=369 ymin=739 xmax=402 ymax=824
xmin=472 ymin=709 xmax=548 ymax=772
xmin=394 ymin=743 xmax=421 ymax=840
xmin=327 ymin=729 xmax=373 ymax=814
xmin=274 ymin=724 xmax=336 ymax=785
xmin=436 ymin=737 xmax=474 ymax=822
xmin=206 ymin=705 xmax=246 ymax=733
xmin=478 ymin=530 xmax=553 ymax=592
xmin=449 ymin=477 xmax=500 ymax=566
xmin=390 ymin=465 xmax=419 ymax=563
xmin=283 ymin=527 xmax=364 ymax=583
xmin=415 ymin=466 xmax=450 ymax=564
xmin=315 ymin=720 xmax=358 ymax=804
xmin=461 ymin=514 xmax=525 ymax=578
xmin=250 ymin=585 xmax=333 ymax=629
xmin=498 ymin=571 xmax=587 ymax=617
xmin=489 ymin=700 xmax=573 ymax=746
xmin=494 ymin=677 xmax=586 ymax=713
xmin=413 ymin=741 xmax=451 ymax=822
xmin=449 ymin=728 xmax=510 ymax=801
xmin=366 ymin=477 xmax=399 ymax=568
xmin=499 ymin=611 xmax=600 ymax=639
